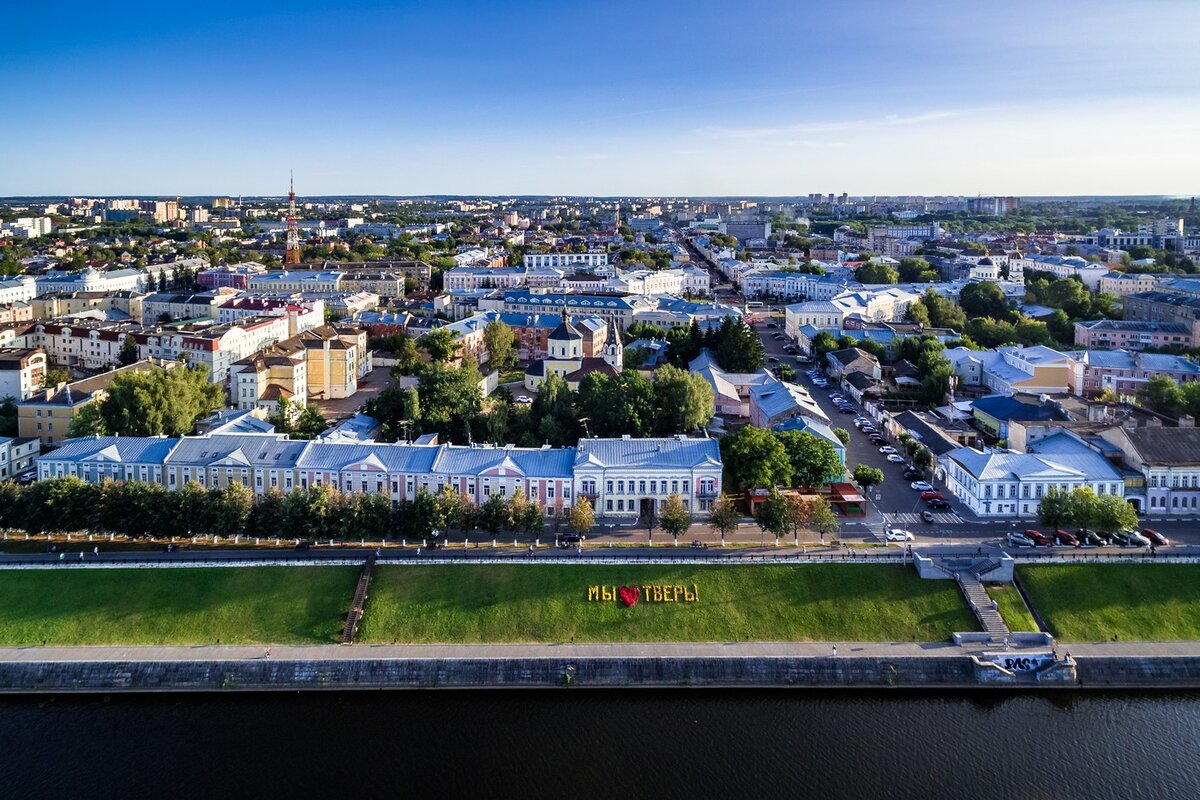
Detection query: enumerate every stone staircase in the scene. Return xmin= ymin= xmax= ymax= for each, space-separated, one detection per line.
xmin=957 ymin=574 xmax=1010 ymax=638
xmin=341 ymin=552 xmax=377 ymax=645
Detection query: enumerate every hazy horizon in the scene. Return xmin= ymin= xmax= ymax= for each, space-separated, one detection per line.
xmin=5 ymin=0 xmax=1199 ymax=197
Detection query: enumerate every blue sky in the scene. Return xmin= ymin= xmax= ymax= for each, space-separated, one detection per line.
xmin=3 ymin=0 xmax=1198 ymax=196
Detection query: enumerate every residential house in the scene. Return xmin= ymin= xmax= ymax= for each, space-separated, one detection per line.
xmin=18 ymin=359 xmax=174 ymax=446
xmin=942 ymin=432 xmax=1123 ymax=518
xmin=1073 ymin=319 xmax=1197 ymax=350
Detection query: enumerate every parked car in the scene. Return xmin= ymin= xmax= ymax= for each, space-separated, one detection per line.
xmin=1080 ymin=530 xmax=1107 ymax=547
xmin=920 ymin=490 xmax=943 ymax=501
xmin=886 ymin=454 xmax=905 ymax=463
xmin=690 ymin=540 xmax=708 ymax=549
xmin=880 ymin=446 xmax=898 ymax=455
xmin=910 ymin=481 xmax=933 ymax=491
xmin=1053 ymin=529 xmax=1079 ymax=546
xmin=557 ymin=533 xmax=584 ymax=548
xmin=903 ymin=468 xmax=922 ymax=480
xmin=925 ymin=498 xmax=950 ymax=510
xmin=1121 ymin=529 xmax=1151 ymax=547
xmin=1026 ymin=529 xmax=1052 ymax=547
xmin=839 ymin=406 xmax=855 ymax=414
xmin=921 ymin=511 xmax=935 ymax=523
xmin=1142 ymin=528 xmax=1170 ymax=546
xmin=885 ymin=528 xmax=914 ymax=542
xmin=767 ymin=356 xmax=780 ymax=363
xmin=1007 ymin=531 xmax=1036 ymax=548
xmin=1110 ymin=531 xmax=1134 ymax=547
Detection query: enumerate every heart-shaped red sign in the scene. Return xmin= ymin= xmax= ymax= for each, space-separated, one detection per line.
xmin=618 ymin=586 xmax=640 ymax=607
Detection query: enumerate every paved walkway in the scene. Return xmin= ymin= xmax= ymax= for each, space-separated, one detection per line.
xmin=3 ymin=639 xmax=1198 ymax=663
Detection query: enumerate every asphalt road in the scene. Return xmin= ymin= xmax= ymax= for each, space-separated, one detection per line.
xmin=751 ymin=319 xmax=1200 ymax=548
xmin=4 ymin=540 xmax=1200 ymax=565
xmin=752 ymin=319 xmax=952 ymax=523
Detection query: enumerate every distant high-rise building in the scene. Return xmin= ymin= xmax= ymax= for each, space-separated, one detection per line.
xmin=151 ymin=200 xmax=179 ymax=223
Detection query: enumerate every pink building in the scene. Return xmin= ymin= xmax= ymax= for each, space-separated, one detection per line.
xmin=1073 ymin=319 xmax=1197 ymax=350
xmin=197 ymin=262 xmax=267 ymax=290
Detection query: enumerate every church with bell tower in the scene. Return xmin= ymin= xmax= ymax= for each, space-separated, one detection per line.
xmin=523 ymin=307 xmax=623 ymax=392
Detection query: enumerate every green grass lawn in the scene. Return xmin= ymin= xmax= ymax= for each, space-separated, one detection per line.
xmin=0 ymin=567 xmax=358 ymax=646
xmin=359 ymin=564 xmax=976 ymax=643
xmin=1019 ymin=564 xmax=1200 ymax=642
xmin=985 ymin=584 xmax=1039 ymax=632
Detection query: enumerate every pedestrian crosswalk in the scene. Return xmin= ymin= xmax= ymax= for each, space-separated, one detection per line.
xmin=887 ymin=511 xmax=962 ymax=525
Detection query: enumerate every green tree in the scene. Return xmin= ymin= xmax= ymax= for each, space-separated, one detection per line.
xmin=482 ymin=319 xmax=516 ymax=371
xmin=777 ymin=429 xmax=843 ymax=488
xmin=785 ymin=495 xmax=811 ymax=545
xmin=652 ymin=365 xmax=714 ymax=435
xmin=433 ymin=486 xmax=468 ymax=534
xmin=811 ymin=331 xmax=839 ymax=361
xmin=42 ymin=367 xmax=70 ymax=389
xmin=897 ymin=257 xmax=940 ymax=283
xmin=1095 ymin=493 xmax=1138 ymax=534
xmin=209 ymin=482 xmax=253 ymax=538
xmin=417 ymin=327 xmax=460 ymax=364
xmin=576 ymin=371 xmax=654 ymax=438
xmin=854 ymin=263 xmax=899 ymax=284
xmin=1144 ymin=374 xmax=1184 ymax=416
xmin=658 ymin=492 xmax=692 ymax=539
xmin=416 ymin=363 xmax=483 ymax=443
xmin=569 ymin=496 xmax=595 ymax=536
xmin=0 ymin=396 xmax=19 ymax=437
xmin=478 ymin=493 xmax=509 ymax=534
xmin=959 ymin=281 xmax=1012 ymax=321
xmin=808 ymin=495 xmax=839 ymax=543
xmin=1037 ymin=486 xmax=1072 ymax=529
xmin=68 ymin=365 xmax=223 ymax=438
xmin=713 ymin=317 xmax=764 ymax=372
xmin=1067 ymin=486 xmax=1100 ymax=532
xmin=720 ymin=426 xmax=792 ymax=490
xmin=117 ymin=336 xmax=139 ymax=366
xmin=380 ymin=333 xmax=421 ymax=376
xmin=754 ymin=489 xmax=790 ymax=542
xmin=708 ymin=494 xmax=740 ymax=543
xmin=853 ymin=464 xmax=884 ymax=491
xmin=833 ymin=427 xmax=850 ymax=445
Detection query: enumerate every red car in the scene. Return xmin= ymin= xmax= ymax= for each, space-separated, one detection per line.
xmin=1141 ymin=528 xmax=1170 ymax=546
xmin=1025 ymin=529 xmax=1052 ymax=547
xmin=920 ymin=490 xmax=944 ymax=501
xmin=1053 ymin=529 xmax=1079 ymax=546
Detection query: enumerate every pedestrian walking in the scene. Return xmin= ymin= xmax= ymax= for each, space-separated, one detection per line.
xmin=93 ymin=546 xmax=99 ymax=557
xmin=832 ymin=645 xmax=838 ymax=657
xmin=264 ymin=647 xmax=271 ymax=660
xmin=79 ymin=552 xmax=84 ymax=561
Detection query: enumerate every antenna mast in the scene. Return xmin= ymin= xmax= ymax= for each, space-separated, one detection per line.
xmin=285 ymin=170 xmax=301 ymax=265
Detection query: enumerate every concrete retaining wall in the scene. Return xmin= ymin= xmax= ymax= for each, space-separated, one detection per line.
xmin=2 ymin=655 xmax=1200 ymax=693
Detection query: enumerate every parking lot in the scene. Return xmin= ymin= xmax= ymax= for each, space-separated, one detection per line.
xmin=754 ymin=319 xmax=967 ymax=536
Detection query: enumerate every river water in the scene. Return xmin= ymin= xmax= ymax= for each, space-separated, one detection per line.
xmin=2 ymin=690 xmax=1196 ymax=799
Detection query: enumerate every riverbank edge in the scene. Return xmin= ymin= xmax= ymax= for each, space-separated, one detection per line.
xmin=0 ymin=654 xmax=1195 ymax=693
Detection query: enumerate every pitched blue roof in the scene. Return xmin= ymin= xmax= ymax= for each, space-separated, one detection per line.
xmin=46 ymin=435 xmax=179 ymax=464
xmin=574 ymin=437 xmax=721 ymax=469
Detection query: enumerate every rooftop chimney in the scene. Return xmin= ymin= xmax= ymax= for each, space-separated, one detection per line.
xmin=1180 ymin=415 xmax=1195 ymax=428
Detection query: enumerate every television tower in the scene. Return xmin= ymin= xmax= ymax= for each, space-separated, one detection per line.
xmin=284 ymin=170 xmax=301 ymax=265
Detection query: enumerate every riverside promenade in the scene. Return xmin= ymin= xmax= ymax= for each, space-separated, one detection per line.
xmin=1 ymin=639 xmax=1199 ymax=693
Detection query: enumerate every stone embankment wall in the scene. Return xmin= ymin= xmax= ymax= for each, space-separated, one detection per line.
xmin=0 ymin=655 xmax=1198 ymax=693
